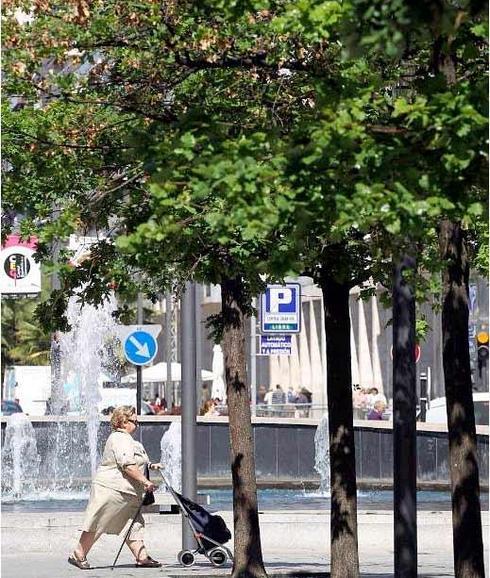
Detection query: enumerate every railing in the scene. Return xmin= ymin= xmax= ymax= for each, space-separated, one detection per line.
xmin=212 ymin=403 xmax=394 ymax=420
xmin=254 ymin=403 xmax=319 ymax=418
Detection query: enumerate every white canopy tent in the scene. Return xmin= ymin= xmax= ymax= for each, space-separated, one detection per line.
xmin=121 ymin=362 xmax=214 ymax=383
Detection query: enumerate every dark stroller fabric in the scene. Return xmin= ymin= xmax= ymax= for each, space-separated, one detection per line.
xmin=176 ymin=492 xmax=231 ymax=551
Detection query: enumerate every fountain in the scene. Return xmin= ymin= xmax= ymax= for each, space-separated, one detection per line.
xmin=57 ymin=294 xmax=120 ymax=478
xmin=1 ymin=413 xmax=41 ymax=499
xmin=1 ymin=294 xmax=121 ymax=500
xmin=159 ymin=421 xmax=182 ymax=492
xmin=41 ymin=293 xmax=120 ymax=492
xmin=313 ymin=412 xmax=330 ymax=494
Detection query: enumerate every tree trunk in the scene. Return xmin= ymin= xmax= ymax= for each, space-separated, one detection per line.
xmin=221 ymin=277 xmax=267 ymax=578
xmin=392 ymin=255 xmax=417 ymax=577
xmin=440 ymin=219 xmax=485 ymax=578
xmin=319 ymin=269 xmax=359 ymax=578
xmin=432 ymin=17 xmax=486 ymax=576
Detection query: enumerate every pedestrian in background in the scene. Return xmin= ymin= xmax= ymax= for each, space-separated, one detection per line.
xmin=256 ymin=384 xmax=268 ymax=405
xmin=367 ymin=400 xmax=387 ymax=421
xmin=201 ymin=399 xmax=219 ymax=417
xmin=286 ymin=386 xmax=297 ymax=404
xmin=271 ymin=384 xmax=286 ymax=416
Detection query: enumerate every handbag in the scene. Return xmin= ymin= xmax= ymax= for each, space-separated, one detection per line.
xmin=142 ymin=463 xmax=155 ymax=505
xmin=142 ymin=490 xmax=155 ymax=506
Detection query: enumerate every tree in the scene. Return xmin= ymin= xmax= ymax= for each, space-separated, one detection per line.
xmin=276 ymin=3 xmax=487 ymax=574
xmin=2 ymin=4 xmax=317 ymax=573
xmin=334 ymin=2 xmax=488 ymax=575
xmin=116 ymin=131 xmax=299 ymax=577
xmin=3 ymin=2 xmax=487 ymax=576
xmin=2 ymin=3 xmax=335 ymax=573
xmin=2 ymin=301 xmax=52 ymax=364
xmin=1 ymin=277 xmax=52 ymax=379
xmin=434 ymin=26 xmax=487 ymax=578
xmin=317 ymin=249 xmax=360 ymax=578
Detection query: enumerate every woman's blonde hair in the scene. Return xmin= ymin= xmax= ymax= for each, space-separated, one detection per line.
xmin=110 ymin=405 xmax=136 ymax=430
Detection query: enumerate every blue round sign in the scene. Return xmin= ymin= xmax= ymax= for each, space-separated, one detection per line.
xmin=124 ymin=330 xmax=158 ymax=366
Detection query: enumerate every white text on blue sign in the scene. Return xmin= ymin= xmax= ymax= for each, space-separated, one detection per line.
xmin=261 ymin=283 xmax=301 ymax=334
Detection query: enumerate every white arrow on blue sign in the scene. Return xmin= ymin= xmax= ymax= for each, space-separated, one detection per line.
xmin=119 ymin=325 xmax=162 ymax=366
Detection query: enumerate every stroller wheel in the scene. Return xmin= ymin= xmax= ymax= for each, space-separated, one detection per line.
xmin=208 ymin=547 xmax=228 ymax=567
xmin=177 ymin=550 xmax=195 ymax=567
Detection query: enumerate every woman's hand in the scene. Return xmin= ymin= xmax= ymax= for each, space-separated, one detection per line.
xmin=149 ymin=462 xmax=164 ymax=470
xmin=143 ymin=480 xmax=156 ymax=492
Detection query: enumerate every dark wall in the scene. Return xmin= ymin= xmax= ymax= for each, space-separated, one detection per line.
xmin=3 ymin=419 xmax=487 ymax=489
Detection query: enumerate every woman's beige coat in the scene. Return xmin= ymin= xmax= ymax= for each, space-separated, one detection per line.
xmin=82 ymin=430 xmax=150 ymax=539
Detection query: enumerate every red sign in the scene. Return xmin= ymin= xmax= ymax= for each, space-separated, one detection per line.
xmin=390 ymin=344 xmax=421 ymax=364
xmin=0 ymin=235 xmax=41 ymax=295
xmin=414 ymin=344 xmax=421 ymax=363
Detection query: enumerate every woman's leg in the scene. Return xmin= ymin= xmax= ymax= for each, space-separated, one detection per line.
xmin=125 ymin=512 xmax=150 ymax=561
xmin=125 ymin=539 xmax=148 ymax=562
xmin=74 ymin=530 xmax=100 ymax=559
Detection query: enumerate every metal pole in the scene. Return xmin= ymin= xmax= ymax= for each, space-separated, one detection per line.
xmin=195 ymin=284 xmax=202 ymax=412
xmin=181 ymin=282 xmax=197 ymax=550
xmin=427 ymin=366 xmax=432 ymax=405
xmin=419 ymin=371 xmax=427 ymax=422
xmin=136 ymin=294 xmax=143 ymax=419
xmin=250 ymin=297 xmax=257 ymax=417
xmin=393 ymin=255 xmax=417 ymax=578
xmin=158 ymin=297 xmax=164 ymax=404
xmin=165 ymin=293 xmax=173 ymax=410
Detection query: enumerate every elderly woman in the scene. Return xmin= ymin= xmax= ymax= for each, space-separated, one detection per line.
xmin=68 ymin=406 xmax=162 ymax=569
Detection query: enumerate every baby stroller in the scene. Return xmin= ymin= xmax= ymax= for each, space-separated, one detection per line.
xmin=160 ymin=471 xmax=233 ymax=567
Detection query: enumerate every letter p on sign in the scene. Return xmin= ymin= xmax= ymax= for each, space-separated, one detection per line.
xmin=268 ymin=288 xmax=294 ymax=312
xmin=261 ymin=283 xmax=301 ymax=333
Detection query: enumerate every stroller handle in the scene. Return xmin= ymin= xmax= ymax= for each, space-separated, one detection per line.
xmin=159 ymin=469 xmax=171 ymax=489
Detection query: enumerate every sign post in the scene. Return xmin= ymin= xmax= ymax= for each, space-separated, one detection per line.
xmin=250 ymin=297 xmax=258 ymax=416
xmin=136 ymin=294 xmax=143 ymax=419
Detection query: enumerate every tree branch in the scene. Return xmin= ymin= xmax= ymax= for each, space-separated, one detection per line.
xmin=174 ymin=50 xmax=331 ymax=75
xmin=4 ymin=129 xmax=136 ymax=151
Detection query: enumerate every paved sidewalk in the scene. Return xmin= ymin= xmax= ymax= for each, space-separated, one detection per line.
xmin=2 ymin=510 xmax=488 ymax=577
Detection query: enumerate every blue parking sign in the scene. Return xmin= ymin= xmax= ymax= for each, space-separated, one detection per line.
xmin=261 ymin=283 xmax=301 ymax=333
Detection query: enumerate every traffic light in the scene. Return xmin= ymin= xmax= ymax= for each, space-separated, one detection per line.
xmin=477 ymin=331 xmax=489 ymax=378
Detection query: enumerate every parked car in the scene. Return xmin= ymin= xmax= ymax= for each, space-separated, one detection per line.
xmin=425 ymin=392 xmax=489 ymax=426
xmin=1 ymin=400 xmax=24 ymax=416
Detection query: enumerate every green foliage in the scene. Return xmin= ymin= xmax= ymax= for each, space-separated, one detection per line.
xmin=271 ymin=0 xmax=350 ymax=41
xmin=415 ymin=316 xmax=431 ymax=343
xmin=117 ymin=131 xmax=295 ymax=305
xmin=1 ymin=274 xmax=52 ymax=368
xmin=1 ymin=0 xmax=487 ymax=332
